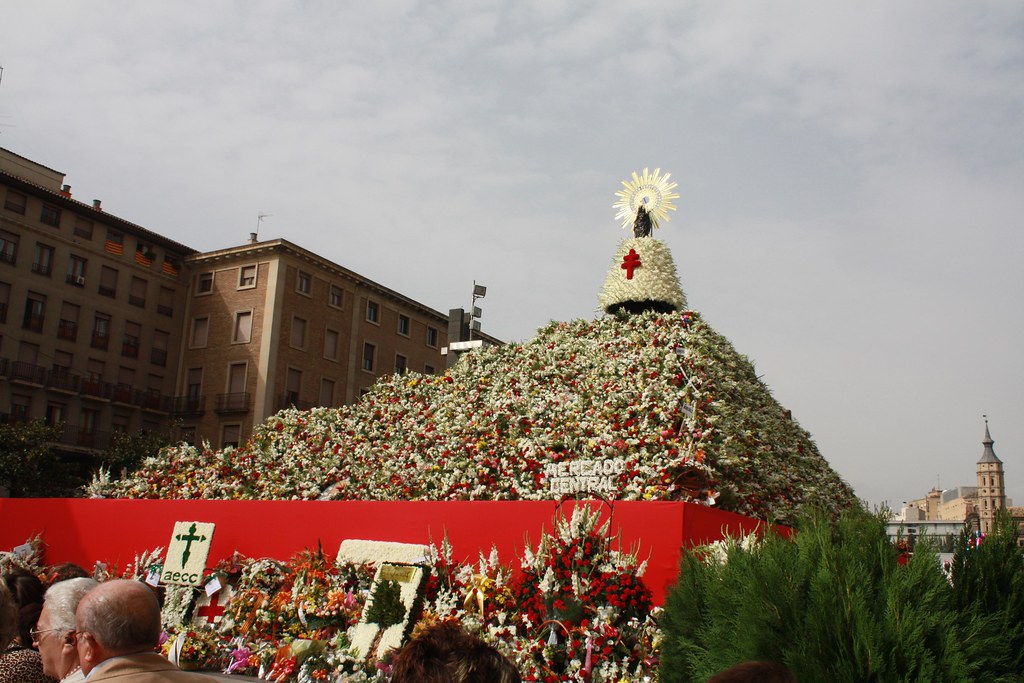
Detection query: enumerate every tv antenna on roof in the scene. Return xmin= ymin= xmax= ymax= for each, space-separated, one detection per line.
xmin=250 ymin=212 xmax=272 ymax=243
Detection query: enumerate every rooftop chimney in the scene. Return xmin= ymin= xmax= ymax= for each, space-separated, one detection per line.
xmin=249 ymin=232 xmax=258 ymax=244
xmin=92 ymin=199 xmax=102 ymax=211
xmin=61 ymin=185 xmax=72 ymax=197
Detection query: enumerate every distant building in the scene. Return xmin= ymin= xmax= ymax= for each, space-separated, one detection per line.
xmin=889 ymin=420 xmax=1023 ymax=547
xmin=0 ymin=148 xmax=499 ymax=464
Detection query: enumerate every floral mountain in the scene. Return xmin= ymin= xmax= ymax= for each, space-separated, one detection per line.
xmin=99 ymin=308 xmax=855 ymax=522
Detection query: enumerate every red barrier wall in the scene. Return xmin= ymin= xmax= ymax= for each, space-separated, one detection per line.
xmin=0 ymin=499 xmax=766 ymax=604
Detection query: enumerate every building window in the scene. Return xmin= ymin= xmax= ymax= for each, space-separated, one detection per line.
xmin=4 ymin=190 xmax=26 ymax=214
xmin=157 ymin=286 xmax=174 ymax=316
xmin=22 ymin=293 xmax=46 ymax=332
xmin=74 ymin=217 xmax=94 ymax=240
xmin=285 ymin=368 xmax=302 ymax=406
xmin=222 ymin=424 xmax=241 ymax=449
xmin=67 ymin=254 xmax=87 ymax=285
xmin=424 ymin=364 xmax=436 ymax=375
xmin=323 ymin=328 xmax=339 ymax=360
xmin=129 ymin=276 xmax=147 ymax=307
xmin=366 ymin=300 xmax=379 ymax=323
xmin=190 ymin=316 xmax=209 ymax=348
xmin=426 ymin=326 xmax=439 ymax=348
xmin=395 ymin=354 xmax=407 ymax=374
xmin=238 ymin=264 xmax=257 ymax=288
xmin=398 ymin=314 xmax=410 ymax=337
xmin=290 ymin=316 xmax=307 ymax=349
xmin=52 ymin=350 xmax=73 ymax=375
xmin=151 ymin=329 xmax=169 ymax=367
xmin=197 ymin=271 xmax=213 ymax=294
xmin=296 ymin=270 xmax=311 ymax=295
xmin=91 ymin=314 xmax=111 ymax=350
xmin=329 ymin=285 xmax=343 ymax=309
xmin=362 ymin=342 xmax=375 ymax=372
xmin=10 ymin=395 xmax=31 ymax=422
xmin=104 ymin=230 xmax=124 ymax=255
xmin=45 ymin=402 xmax=66 ymax=427
xmin=98 ymin=266 xmax=118 ymax=297
xmin=0 ymin=230 xmax=19 ymax=265
xmin=233 ymin=311 xmax=253 ymax=343
xmin=0 ymin=282 xmax=8 ymax=324
xmin=227 ymin=362 xmax=247 ymax=395
xmin=319 ymin=378 xmax=335 ymax=407
xmin=122 ymin=321 xmax=141 ymax=358
xmin=58 ymin=302 xmax=80 ymax=341
xmin=32 ymin=243 xmax=54 ymax=276
xmin=40 ymin=204 xmax=61 ymax=227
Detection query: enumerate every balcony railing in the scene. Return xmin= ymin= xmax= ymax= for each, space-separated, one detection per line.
xmin=0 ymin=302 xmax=6 ymax=323
xmin=140 ymin=392 xmax=171 ymax=413
xmin=121 ymin=338 xmax=140 ymax=358
xmin=22 ymin=315 xmax=44 ymax=332
xmin=46 ymin=369 xmax=79 ymax=393
xmin=80 ymin=379 xmax=113 ymax=401
xmin=111 ymin=385 xmax=136 ymax=405
xmin=98 ymin=285 xmax=116 ymax=298
xmin=57 ymin=319 xmax=78 ymax=341
xmin=150 ymin=348 xmax=167 ymax=367
xmin=172 ymin=395 xmax=206 ymax=417
xmin=157 ymin=304 xmax=173 ymax=316
xmin=9 ymin=361 xmax=47 ymax=385
xmin=91 ymin=332 xmax=109 ymax=350
xmin=215 ymin=392 xmax=251 ymax=414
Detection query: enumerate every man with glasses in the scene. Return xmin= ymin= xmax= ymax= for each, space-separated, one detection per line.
xmin=32 ymin=577 xmax=97 ymax=682
xmin=75 ymin=580 xmax=206 ymax=682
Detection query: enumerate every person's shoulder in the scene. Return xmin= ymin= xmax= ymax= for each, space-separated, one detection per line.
xmin=0 ymin=646 xmax=56 ymax=682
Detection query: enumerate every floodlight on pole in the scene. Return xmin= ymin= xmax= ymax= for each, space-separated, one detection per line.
xmin=469 ymin=281 xmax=486 ymax=341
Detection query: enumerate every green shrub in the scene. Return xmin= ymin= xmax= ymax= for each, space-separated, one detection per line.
xmin=660 ymin=507 xmax=1022 ymax=682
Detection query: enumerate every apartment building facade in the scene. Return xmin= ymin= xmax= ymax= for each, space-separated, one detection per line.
xmin=1 ymin=148 xmax=495 ymax=457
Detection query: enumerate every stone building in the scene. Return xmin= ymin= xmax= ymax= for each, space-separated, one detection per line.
xmin=0 ymin=147 xmax=498 ymax=461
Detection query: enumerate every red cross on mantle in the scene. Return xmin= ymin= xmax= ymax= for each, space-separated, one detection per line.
xmin=196 ymin=591 xmax=227 ymax=624
xmin=621 ymin=248 xmax=641 ymax=279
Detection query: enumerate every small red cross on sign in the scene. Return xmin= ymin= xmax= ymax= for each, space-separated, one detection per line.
xmin=196 ymin=591 xmax=227 ymax=624
xmin=621 ymin=248 xmax=641 ymax=279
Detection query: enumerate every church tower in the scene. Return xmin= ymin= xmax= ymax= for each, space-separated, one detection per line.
xmin=976 ymin=418 xmax=1006 ymax=534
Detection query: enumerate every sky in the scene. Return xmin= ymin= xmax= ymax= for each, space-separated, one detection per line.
xmin=2 ymin=1 xmax=1021 ymax=511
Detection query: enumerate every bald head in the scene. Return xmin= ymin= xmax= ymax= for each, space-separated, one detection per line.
xmin=76 ymin=580 xmax=161 ymax=655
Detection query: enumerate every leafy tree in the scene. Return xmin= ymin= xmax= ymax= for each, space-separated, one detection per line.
xmin=0 ymin=420 xmax=70 ymax=497
xmin=99 ymin=427 xmax=176 ymax=475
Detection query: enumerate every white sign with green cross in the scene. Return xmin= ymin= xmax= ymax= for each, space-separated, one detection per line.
xmin=162 ymin=521 xmax=215 ymax=587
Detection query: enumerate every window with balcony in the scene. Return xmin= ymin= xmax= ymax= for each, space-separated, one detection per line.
xmin=45 ymin=402 xmax=66 ymax=427
xmin=92 ymin=314 xmax=111 ymax=350
xmin=32 ymin=243 xmax=54 ymax=276
xmin=398 ymin=314 xmax=410 ymax=337
xmin=74 ymin=217 xmax=94 ymax=240
xmin=10 ymin=395 xmax=31 ymax=422
xmin=40 ymin=204 xmax=61 ymax=227
xmin=362 ymin=342 xmax=375 ymax=372
xmin=233 ymin=311 xmax=253 ymax=343
xmin=151 ymin=329 xmax=169 ymax=367
xmin=4 ymin=190 xmax=26 ymax=215
xmin=129 ymin=276 xmax=147 ymax=307
xmin=157 ymin=286 xmax=174 ymax=316
xmin=58 ymin=302 xmax=80 ymax=341
xmin=122 ymin=321 xmax=141 ymax=358
xmin=0 ymin=230 xmax=19 ymax=265
xmin=67 ymin=254 xmax=87 ymax=286
xmin=98 ymin=266 xmax=118 ymax=298
xmin=22 ymin=293 xmax=46 ymax=332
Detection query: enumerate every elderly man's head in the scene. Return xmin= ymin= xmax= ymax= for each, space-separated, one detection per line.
xmin=33 ymin=577 xmax=98 ymax=679
xmin=75 ymin=579 xmax=162 ymax=675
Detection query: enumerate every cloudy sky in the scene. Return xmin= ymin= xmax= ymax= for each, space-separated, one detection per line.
xmin=2 ymin=1 xmax=1021 ymax=510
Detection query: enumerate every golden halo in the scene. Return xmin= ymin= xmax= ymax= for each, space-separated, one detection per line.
xmin=612 ymin=167 xmax=679 ymax=230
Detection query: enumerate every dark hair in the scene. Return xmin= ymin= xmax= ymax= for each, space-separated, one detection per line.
xmin=706 ymin=661 xmax=797 ymax=683
xmin=3 ymin=568 xmax=44 ymax=647
xmin=389 ymin=621 xmax=521 ymax=683
xmin=47 ymin=562 xmax=91 ymax=586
